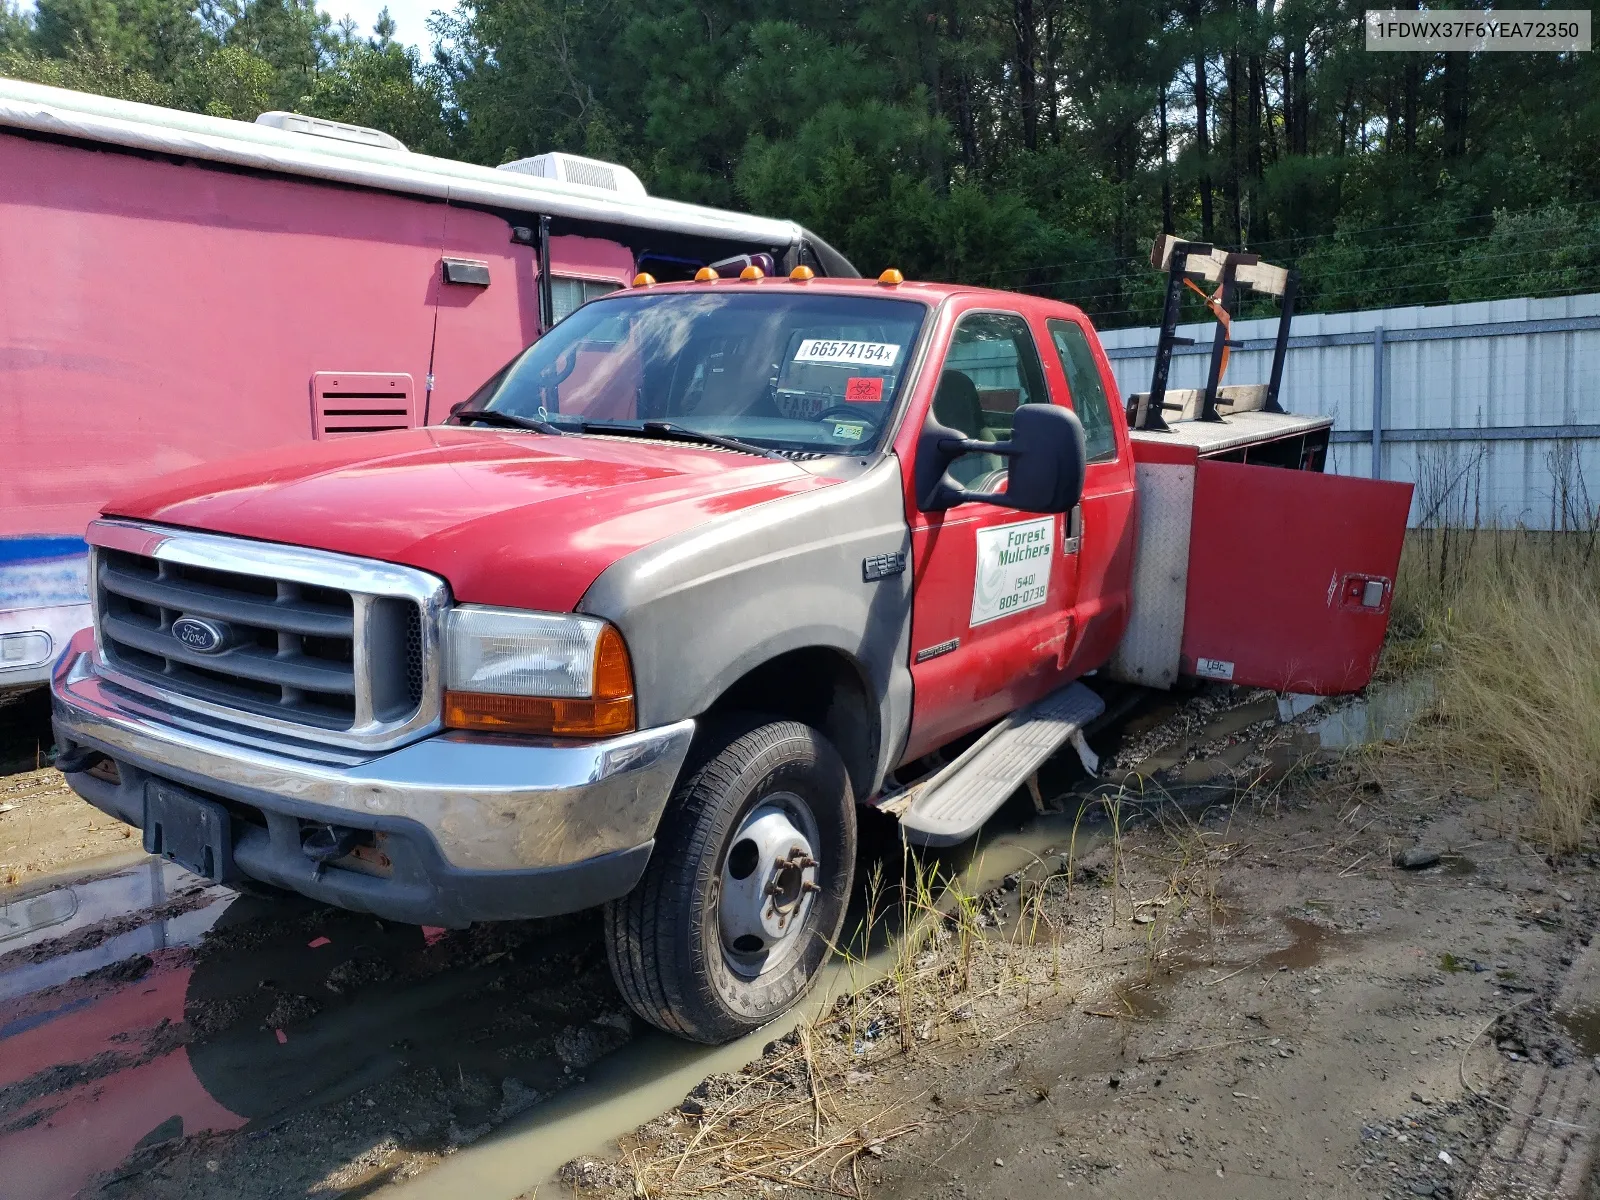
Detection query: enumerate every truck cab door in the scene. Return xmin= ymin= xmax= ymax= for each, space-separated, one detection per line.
xmin=1040 ymin=315 xmax=1139 ymax=679
xmin=901 ymin=308 xmax=1082 ymax=761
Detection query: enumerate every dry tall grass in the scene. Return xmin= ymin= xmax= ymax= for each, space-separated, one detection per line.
xmin=1388 ymin=521 xmax=1600 ymax=849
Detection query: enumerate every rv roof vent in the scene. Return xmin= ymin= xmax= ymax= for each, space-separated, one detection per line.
xmin=497 ymin=152 xmax=646 ymax=198
xmin=311 ymin=373 xmax=419 ymax=439
xmin=256 ymin=111 xmax=407 ymax=153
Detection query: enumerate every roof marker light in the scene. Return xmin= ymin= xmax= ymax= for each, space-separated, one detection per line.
xmin=632 ymin=272 xmax=656 ymax=287
xmin=877 ymin=268 xmax=904 ymax=286
xmin=739 ymin=264 xmax=765 ymax=281
xmin=694 ymin=266 xmax=719 ymax=282
xmin=789 ymin=265 xmax=816 ymax=281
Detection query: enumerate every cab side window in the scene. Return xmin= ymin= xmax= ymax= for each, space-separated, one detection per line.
xmin=936 ymin=312 xmax=1050 ymax=489
xmin=1046 ymin=319 xmax=1118 ymax=463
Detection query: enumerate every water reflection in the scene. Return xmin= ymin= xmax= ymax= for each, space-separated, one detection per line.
xmin=0 ymin=859 xmax=235 ymax=1003
xmin=0 ymin=861 xmax=625 ymax=1200
xmin=0 ymin=862 xmax=242 ymax=1200
xmin=1308 ymin=677 xmax=1431 ymax=748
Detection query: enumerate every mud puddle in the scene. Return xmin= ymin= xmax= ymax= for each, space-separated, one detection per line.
xmin=1104 ymin=983 xmax=1168 ymax=1021
xmin=1100 ymin=677 xmax=1429 ymax=788
xmin=0 ymin=682 xmax=1345 ymax=1200
xmin=381 ymin=802 xmax=1117 ymax=1200
xmin=1307 ymin=676 xmax=1431 ymax=748
xmin=0 ymin=870 xmax=632 ymax=1200
xmin=1 ymin=859 xmax=232 ymax=990
xmin=0 ymin=786 xmax=1120 ymax=1200
xmin=1557 ymin=1005 xmax=1600 ymax=1057
xmin=383 ymin=691 xmax=1328 ymax=1200
xmin=1095 ymin=909 xmax=1368 ymax=1033
xmin=1260 ymin=914 xmax=1361 ymax=970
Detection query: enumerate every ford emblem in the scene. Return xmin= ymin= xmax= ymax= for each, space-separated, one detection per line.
xmin=172 ymin=616 xmax=231 ymax=654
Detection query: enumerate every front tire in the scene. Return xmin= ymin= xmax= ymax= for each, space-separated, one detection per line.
xmin=604 ymin=719 xmax=856 ymax=1044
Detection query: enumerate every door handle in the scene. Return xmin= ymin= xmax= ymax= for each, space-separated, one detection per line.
xmin=1063 ymin=505 xmax=1083 ymax=555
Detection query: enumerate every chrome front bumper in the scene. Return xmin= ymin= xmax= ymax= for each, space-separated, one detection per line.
xmin=50 ymin=628 xmax=695 ymax=875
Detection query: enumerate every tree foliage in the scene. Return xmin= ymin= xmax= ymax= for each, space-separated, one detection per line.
xmin=5 ymin=0 xmax=1599 ymax=324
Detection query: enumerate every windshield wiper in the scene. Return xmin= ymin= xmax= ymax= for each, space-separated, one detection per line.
xmin=456 ymin=410 xmax=787 ymax=460
xmin=631 ymin=421 xmax=788 ymax=461
xmin=453 ymin=409 xmax=568 ymax=436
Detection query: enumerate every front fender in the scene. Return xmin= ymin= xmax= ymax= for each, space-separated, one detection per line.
xmin=578 ymin=458 xmax=914 ymax=792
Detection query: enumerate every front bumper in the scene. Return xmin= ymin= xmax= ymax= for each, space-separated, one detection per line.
xmin=50 ymin=629 xmax=695 ymax=926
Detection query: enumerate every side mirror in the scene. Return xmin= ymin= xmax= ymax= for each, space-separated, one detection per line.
xmin=915 ymin=403 xmax=1087 ymax=514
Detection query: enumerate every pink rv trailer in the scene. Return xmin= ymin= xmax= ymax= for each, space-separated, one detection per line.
xmin=0 ymin=79 xmax=857 ymax=692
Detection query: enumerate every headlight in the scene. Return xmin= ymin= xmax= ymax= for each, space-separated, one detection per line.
xmin=443 ymin=606 xmax=635 ymax=737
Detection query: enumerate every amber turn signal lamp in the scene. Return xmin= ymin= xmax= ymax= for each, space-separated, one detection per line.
xmin=877 ymin=268 xmax=904 ymax=286
xmin=789 ymin=265 xmax=815 ymax=281
xmin=444 ymin=624 xmax=636 ymax=738
xmin=739 ymin=264 xmax=765 ymax=280
xmin=694 ymin=266 xmax=719 ymax=282
xmin=632 ymin=272 xmax=657 ymax=287
xmin=444 ymin=692 xmax=635 ymax=738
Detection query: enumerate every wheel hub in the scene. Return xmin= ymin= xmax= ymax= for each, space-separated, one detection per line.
xmin=719 ymin=801 xmax=820 ymax=975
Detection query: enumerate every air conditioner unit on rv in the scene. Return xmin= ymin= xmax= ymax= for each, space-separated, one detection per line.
xmin=254 ymin=111 xmax=407 ymax=152
xmin=497 ymin=152 xmax=647 ymax=198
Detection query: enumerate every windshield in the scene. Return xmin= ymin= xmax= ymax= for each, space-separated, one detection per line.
xmin=452 ymin=291 xmax=929 ymax=455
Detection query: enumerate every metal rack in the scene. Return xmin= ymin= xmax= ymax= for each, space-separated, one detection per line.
xmin=1127 ymin=236 xmax=1299 ymax=432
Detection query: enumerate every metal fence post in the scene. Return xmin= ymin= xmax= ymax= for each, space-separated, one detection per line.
xmin=1371 ymin=325 xmax=1386 ymax=479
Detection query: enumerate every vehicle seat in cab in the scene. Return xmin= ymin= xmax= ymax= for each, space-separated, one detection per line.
xmin=933 ymin=370 xmax=1004 ymax=488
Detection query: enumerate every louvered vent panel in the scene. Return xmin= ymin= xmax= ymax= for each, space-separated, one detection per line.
xmin=563 ymin=160 xmax=618 ymax=190
xmin=312 ymin=373 xmax=418 ymax=439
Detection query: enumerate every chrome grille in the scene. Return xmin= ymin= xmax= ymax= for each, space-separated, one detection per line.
xmin=89 ymin=521 xmax=449 ymax=751
xmin=99 ymin=550 xmax=359 ymax=726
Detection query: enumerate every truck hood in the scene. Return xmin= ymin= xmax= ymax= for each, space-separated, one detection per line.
xmin=104 ymin=427 xmax=838 ymax=612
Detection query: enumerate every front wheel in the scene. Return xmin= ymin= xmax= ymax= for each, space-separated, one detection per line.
xmin=604 ymin=719 xmax=856 ymax=1044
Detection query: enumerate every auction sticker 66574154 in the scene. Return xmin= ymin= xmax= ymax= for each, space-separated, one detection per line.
xmin=971 ymin=516 xmax=1053 ymax=626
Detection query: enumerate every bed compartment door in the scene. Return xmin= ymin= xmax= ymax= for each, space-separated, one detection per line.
xmin=1180 ymin=460 xmax=1412 ymax=695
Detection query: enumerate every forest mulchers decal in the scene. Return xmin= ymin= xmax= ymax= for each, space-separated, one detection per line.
xmin=970 ymin=516 xmax=1053 ymax=626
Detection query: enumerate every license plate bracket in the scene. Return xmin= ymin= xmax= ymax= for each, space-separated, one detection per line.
xmin=143 ymin=782 xmax=234 ymax=882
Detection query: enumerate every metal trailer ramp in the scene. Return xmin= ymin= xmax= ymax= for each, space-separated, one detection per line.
xmin=897 ymin=681 xmax=1105 ymax=847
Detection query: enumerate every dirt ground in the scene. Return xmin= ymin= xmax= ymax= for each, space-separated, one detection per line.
xmin=562 ymin=742 xmax=1600 ymax=1199
xmin=862 ymin=789 xmax=1576 ymax=1200
xmin=0 ymin=689 xmax=139 ymax=886
xmin=3 ymin=685 xmax=1597 ymax=1200
xmin=0 ymin=766 xmax=144 ymax=886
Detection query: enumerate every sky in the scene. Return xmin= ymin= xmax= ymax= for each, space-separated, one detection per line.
xmin=326 ymin=0 xmax=443 ymax=51
xmin=11 ymin=0 xmax=446 ymax=53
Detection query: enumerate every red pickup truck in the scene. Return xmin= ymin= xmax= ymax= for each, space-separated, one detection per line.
xmin=50 ymin=262 xmax=1411 ymax=1043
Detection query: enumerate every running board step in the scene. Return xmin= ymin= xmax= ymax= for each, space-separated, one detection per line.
xmin=897 ymin=682 xmax=1105 ymax=848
